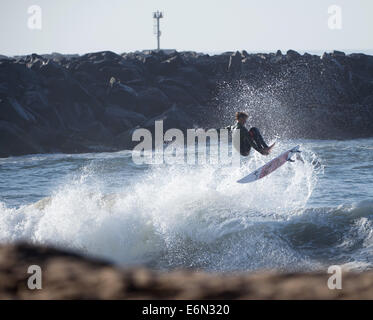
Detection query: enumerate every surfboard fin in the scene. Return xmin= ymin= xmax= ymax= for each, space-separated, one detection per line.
xmin=287 ymin=146 xmax=302 ymax=162
xmin=296 ymin=153 xmax=305 ymax=163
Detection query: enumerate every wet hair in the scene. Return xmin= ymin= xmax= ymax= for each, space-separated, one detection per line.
xmin=235 ymin=111 xmax=248 ymax=121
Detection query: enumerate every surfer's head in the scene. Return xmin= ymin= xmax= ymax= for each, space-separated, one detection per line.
xmin=235 ymin=111 xmax=248 ymax=125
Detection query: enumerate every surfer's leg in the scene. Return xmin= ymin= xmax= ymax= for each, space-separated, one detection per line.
xmin=249 ymin=127 xmax=269 ymax=150
xmin=241 ymin=147 xmax=251 ymax=157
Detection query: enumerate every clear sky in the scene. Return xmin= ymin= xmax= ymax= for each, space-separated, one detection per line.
xmin=0 ymin=0 xmax=372 ymax=56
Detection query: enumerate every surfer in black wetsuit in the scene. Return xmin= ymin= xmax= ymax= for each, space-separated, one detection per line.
xmin=226 ymin=112 xmax=275 ymax=156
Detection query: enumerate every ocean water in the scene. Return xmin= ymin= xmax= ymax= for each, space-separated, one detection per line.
xmin=0 ymin=138 xmax=372 ymax=272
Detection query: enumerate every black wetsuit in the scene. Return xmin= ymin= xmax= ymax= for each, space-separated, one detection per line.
xmin=226 ymin=122 xmax=269 ymax=156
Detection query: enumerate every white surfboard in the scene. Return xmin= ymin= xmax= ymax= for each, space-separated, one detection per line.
xmin=237 ymin=145 xmax=301 ymax=184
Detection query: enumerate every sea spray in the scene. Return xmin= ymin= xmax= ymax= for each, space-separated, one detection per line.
xmin=1 ymin=139 xmax=372 ymax=271
xmin=0 ymin=141 xmax=320 ymax=270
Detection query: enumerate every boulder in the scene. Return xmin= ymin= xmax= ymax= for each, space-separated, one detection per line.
xmin=193 ymin=55 xmax=217 ymax=75
xmin=136 ymin=87 xmax=171 ymax=115
xmin=160 ymin=54 xmax=185 ymax=75
xmin=103 ymin=105 xmax=146 ymax=134
xmin=286 ymin=49 xmax=301 ymax=61
xmin=227 ymin=51 xmax=242 ymax=73
xmin=144 ymin=104 xmax=196 ymax=132
xmin=106 ymin=78 xmax=138 ymax=109
xmin=271 ymin=50 xmax=284 ymax=63
xmin=26 ymin=126 xmax=69 ymax=152
xmin=141 ymin=55 xmax=162 ymax=74
xmin=363 ymin=95 xmax=373 ymax=106
xmin=39 ymin=59 xmax=66 ymax=78
xmin=332 ymin=50 xmax=346 ymax=57
xmin=0 ymin=97 xmax=36 ymax=126
xmin=1 ymin=49 xmax=373 ymax=157
xmin=47 ymin=76 xmax=98 ymax=108
xmin=176 ymin=66 xmax=206 ymax=85
xmin=78 ymin=121 xmax=114 ymax=143
xmin=104 ymin=105 xmax=146 ymax=124
xmin=159 ymin=84 xmax=198 ymax=105
xmin=115 ymin=127 xmax=138 ymax=149
xmin=241 ymin=50 xmax=249 ymax=58
xmin=321 ymin=52 xmax=331 ymax=60
xmin=22 ymin=90 xmax=49 ymax=112
xmin=83 ymin=51 xmax=123 ymax=63
xmin=0 ymin=121 xmax=43 ymax=157
xmin=25 ymin=53 xmax=45 ymax=70
xmin=98 ymin=66 xmax=141 ymax=83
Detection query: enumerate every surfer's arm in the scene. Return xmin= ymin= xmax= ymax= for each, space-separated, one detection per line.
xmin=245 ymin=127 xmax=273 ymax=155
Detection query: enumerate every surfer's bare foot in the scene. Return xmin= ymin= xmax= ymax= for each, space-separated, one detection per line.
xmin=262 ymin=143 xmax=275 ymax=155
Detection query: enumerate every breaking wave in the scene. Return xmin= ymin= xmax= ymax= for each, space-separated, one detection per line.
xmin=0 ymin=141 xmax=372 ymax=272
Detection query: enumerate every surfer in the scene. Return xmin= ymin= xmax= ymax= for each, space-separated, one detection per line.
xmin=226 ymin=112 xmax=275 ymax=156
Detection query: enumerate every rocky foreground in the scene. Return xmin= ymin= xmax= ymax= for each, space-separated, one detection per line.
xmin=0 ymin=243 xmax=372 ymax=299
xmin=1 ymin=50 xmax=373 ymax=157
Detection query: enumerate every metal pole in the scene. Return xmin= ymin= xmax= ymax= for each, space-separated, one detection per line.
xmin=157 ymin=17 xmax=160 ymax=51
xmin=153 ymin=11 xmax=163 ymax=52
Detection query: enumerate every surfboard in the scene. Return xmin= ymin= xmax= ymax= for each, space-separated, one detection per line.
xmin=237 ymin=145 xmax=301 ymax=184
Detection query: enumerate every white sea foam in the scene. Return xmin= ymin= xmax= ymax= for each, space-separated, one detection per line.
xmin=0 ymin=142 xmax=371 ymax=272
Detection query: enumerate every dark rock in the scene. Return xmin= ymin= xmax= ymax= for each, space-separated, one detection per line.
xmin=25 ymin=53 xmax=45 ymax=70
xmin=177 ymin=66 xmax=206 ymax=85
xmin=286 ymin=49 xmax=301 ymax=60
xmin=333 ymin=50 xmax=346 ymax=57
xmin=241 ymin=50 xmax=249 ymax=58
xmin=192 ymin=55 xmax=217 ymax=75
xmin=0 ymin=49 xmax=373 ymax=157
xmin=22 ymin=90 xmax=49 ymax=112
xmin=160 ymin=54 xmax=185 ymax=75
xmin=363 ymin=95 xmax=373 ymax=106
xmin=41 ymin=52 xmax=79 ymax=62
xmin=321 ymin=52 xmax=332 ymax=60
xmin=159 ymin=84 xmax=198 ymax=105
xmin=271 ymin=51 xmax=284 ymax=64
xmin=26 ymin=126 xmax=66 ymax=152
xmin=144 ymin=104 xmax=196 ymax=132
xmin=115 ymin=127 xmax=138 ymax=149
xmin=79 ymin=121 xmax=114 ymax=143
xmin=39 ymin=59 xmax=66 ymax=78
xmin=105 ymin=105 xmax=146 ymax=125
xmin=99 ymin=66 xmax=141 ymax=83
xmin=0 ymin=121 xmax=43 ymax=157
xmin=137 ymin=87 xmax=171 ymax=115
xmin=83 ymin=51 xmax=123 ymax=63
xmin=0 ymin=97 xmax=36 ymax=126
xmin=227 ymin=51 xmax=242 ymax=73
xmin=103 ymin=105 xmax=146 ymax=134
xmin=106 ymin=78 xmax=138 ymax=109
xmin=1 ymin=243 xmax=373 ymax=299
xmin=141 ymin=55 xmax=161 ymax=74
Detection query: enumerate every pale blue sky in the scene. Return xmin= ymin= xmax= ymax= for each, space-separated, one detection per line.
xmin=0 ymin=0 xmax=372 ymax=56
